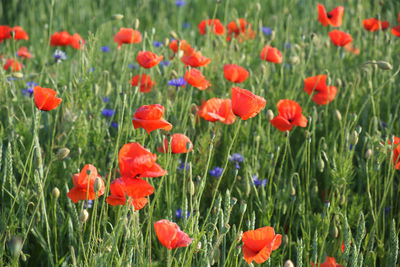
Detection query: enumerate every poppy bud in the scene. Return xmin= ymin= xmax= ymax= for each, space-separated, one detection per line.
xmin=356 ymin=125 xmax=362 ymax=134
xmin=311 ymin=33 xmax=319 ymax=44
xmin=271 ymin=30 xmax=276 ymax=40
xmin=256 ymin=3 xmax=261 ymax=11
xmin=177 ymin=50 xmax=184 ymax=59
xmin=284 ymin=260 xmax=295 ymax=267
xmin=164 ymin=38 xmax=169 ymax=46
xmin=79 ymin=209 xmax=89 ymax=223
xmin=325 ymin=40 xmax=330 ymax=48
xmin=266 ymin=109 xmax=274 ymax=121
xmin=335 ymin=78 xmax=342 ymax=87
xmin=313 ymin=184 xmax=319 ymax=194
xmin=12 ymin=72 xmax=23 ymax=79
xmin=134 ymin=19 xmax=140 ymax=29
xmin=111 ymin=14 xmax=124 ymax=20
xmin=7 ymin=236 xmax=23 ymax=258
xmin=282 ymin=203 xmax=287 ymax=215
xmin=350 ymin=131 xmax=358 ymax=145
xmin=317 ymin=156 xmax=325 ymax=173
xmin=340 ymin=194 xmax=346 ymax=206
xmin=335 ymin=109 xmax=342 ymax=121
xmin=365 ymin=148 xmax=372 ymax=160
xmin=56 ymin=147 xmax=70 ymax=160
xmin=188 ymin=180 xmax=195 ymax=196
xmin=289 ymin=56 xmax=300 ymax=64
xmin=283 ymin=235 xmax=289 ymax=245
xmin=196 ymin=242 xmax=202 ymax=250
xmin=52 ymin=187 xmax=60 ymax=199
xmin=170 ymin=30 xmax=178 ymax=40
xmin=240 ymin=201 xmax=247 ymax=213
xmin=290 ymin=186 xmax=296 ymax=197
xmin=376 ymin=60 xmax=392 ymax=70
xmin=293 ymin=44 xmax=301 ymax=51
xmin=94 ymin=177 xmax=102 ymax=193
xmin=21 ymin=252 xmax=27 ymax=262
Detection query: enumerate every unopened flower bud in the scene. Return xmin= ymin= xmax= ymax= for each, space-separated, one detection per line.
xmin=7 ymin=236 xmax=23 ymax=258
xmin=284 ymin=260 xmax=295 ymax=267
xmin=52 ymin=187 xmax=60 ymax=199
xmin=365 ymin=148 xmax=372 ymax=160
xmin=335 ymin=78 xmax=342 ymax=87
xmin=376 ymin=60 xmax=392 ymax=70
xmin=290 ymin=186 xmax=296 ymax=197
xmin=335 ymin=109 xmax=342 ymax=121
xmin=12 ymin=72 xmax=23 ymax=78
xmin=317 ymin=156 xmax=325 ymax=173
xmin=350 ymin=131 xmax=359 ymax=145
xmin=289 ymin=56 xmax=300 ymax=65
xmin=94 ymin=177 xmax=102 ymax=193
xmin=283 ymin=235 xmax=289 ymax=245
xmin=170 ymin=30 xmax=178 ymax=40
xmin=164 ymin=37 xmax=170 ymax=46
xmin=240 ymin=201 xmax=247 ymax=213
xmin=56 ymin=148 xmax=70 ymax=160
xmin=80 ymin=209 xmax=89 ymax=224
xmin=134 ymin=18 xmax=140 ymax=29
xmin=188 ymin=180 xmax=195 ymax=196
xmin=266 ymin=109 xmax=274 ymax=121
xmin=331 ymin=225 xmax=339 ymax=238
xmin=111 ymin=14 xmax=124 ymax=20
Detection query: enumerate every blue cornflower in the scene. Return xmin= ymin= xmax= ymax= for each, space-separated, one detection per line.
xmin=88 ymin=67 xmax=94 ymax=73
xmin=111 ymin=122 xmax=118 ymax=128
xmin=22 ymin=81 xmax=37 ymax=97
xmin=101 ymin=46 xmax=110 ymax=53
xmin=252 ymin=175 xmax=267 ymax=187
xmin=84 ymin=200 xmax=93 ymax=209
xmin=153 ymin=41 xmax=163 ymax=48
xmin=285 ymin=43 xmax=291 ymax=49
xmin=103 ymin=97 xmax=110 ymax=103
xmin=349 ymin=144 xmax=357 ymax=151
xmin=159 ymin=60 xmax=170 ymax=67
xmin=128 ymin=63 xmax=138 ymax=69
xmin=175 ymin=208 xmax=190 ymax=219
xmin=177 ymin=159 xmax=190 ymax=171
xmin=53 ymin=49 xmax=67 ymax=62
xmin=183 ymin=22 xmax=191 ymax=29
xmin=175 ymin=0 xmax=186 ymax=6
xmin=209 ymin=167 xmax=223 ymax=178
xmin=229 ymin=153 xmax=244 ymax=169
xmin=168 ymin=77 xmax=186 ymax=87
xmin=262 ymin=27 xmax=272 ymax=35
xmin=102 ymin=109 xmax=115 ymax=117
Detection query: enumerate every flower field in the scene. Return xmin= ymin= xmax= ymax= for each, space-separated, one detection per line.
xmin=1 ymin=0 xmax=400 ymax=266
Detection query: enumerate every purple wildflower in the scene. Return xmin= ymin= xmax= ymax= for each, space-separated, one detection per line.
xmin=168 ymin=77 xmax=186 ymax=87
xmin=229 ymin=153 xmax=244 ymax=169
xmin=102 ymin=109 xmax=115 ymax=117
xmin=175 ymin=0 xmax=186 ymax=6
xmin=262 ymin=27 xmax=272 ymax=35
xmin=101 ymin=46 xmax=110 ymax=53
xmin=175 ymin=208 xmax=190 ymax=219
xmin=210 ymin=167 xmax=223 ymax=178
xmin=252 ymin=175 xmax=267 ymax=187
xmin=153 ymin=41 xmax=163 ymax=48
xmin=53 ymin=49 xmax=67 ymax=62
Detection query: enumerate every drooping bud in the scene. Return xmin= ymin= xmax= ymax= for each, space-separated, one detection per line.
xmin=12 ymin=72 xmax=23 ymax=79
xmin=188 ymin=179 xmax=195 ymax=196
xmin=7 ymin=236 xmax=23 ymax=258
xmin=111 ymin=14 xmax=124 ymax=20
xmin=376 ymin=60 xmax=392 ymax=70
xmin=55 ymin=148 xmax=70 ymax=160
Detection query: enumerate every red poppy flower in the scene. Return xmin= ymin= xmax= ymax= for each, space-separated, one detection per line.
xmin=223 ymin=64 xmax=249 ymax=83
xmin=70 ymin=33 xmax=85 ymax=49
xmin=311 ymin=256 xmax=343 ymax=267
xmin=363 ymin=18 xmax=389 ymax=31
xmin=317 ymin=4 xmax=344 ymax=27
xmin=181 ymin=50 xmax=211 ymax=67
xmin=0 ymin=25 xmax=11 ymax=42
xmin=198 ymin=98 xmax=236 ymax=124
xmin=33 ymin=86 xmax=62 ymax=111
xmin=169 ymin=39 xmax=193 ymax=55
xmin=158 ymin=133 xmax=193 ymax=154
xmin=198 ymin=19 xmax=225 ymax=35
xmin=388 ymin=136 xmax=400 ymax=169
xmin=154 ymin=219 xmax=192 ymax=249
xmin=184 ymin=68 xmax=211 ymax=90
xmin=226 ymin=18 xmax=256 ymax=42
xmin=131 ymin=74 xmax=155 ymax=93
xmin=231 ymin=87 xmax=266 ymax=120
xmin=260 ymin=45 xmax=282 ymax=63
xmin=11 ymin=26 xmax=28 ymax=40
xmin=67 ymin=164 xmax=105 ymax=203
xmin=106 ymin=177 xmax=154 ymax=210
xmin=17 ymin=46 xmax=32 ymax=59
xmin=329 ymin=30 xmax=352 ymax=47
xmin=114 ymin=28 xmax=142 ymax=49
xmin=119 ymin=142 xmax=167 ymax=178
xmin=50 ymin=31 xmax=72 ymax=47
xmin=132 ymin=104 xmax=172 ymax=134
xmin=242 ymin=226 xmax=282 ymax=264
xmin=392 ymin=26 xmax=400 ymax=37
xmin=304 ymin=75 xmax=337 ymax=105
xmin=3 ymin=59 xmax=23 ymax=72
xmin=136 ymin=51 xmax=163 ymax=69
xmin=270 ymin=99 xmax=308 ymax=131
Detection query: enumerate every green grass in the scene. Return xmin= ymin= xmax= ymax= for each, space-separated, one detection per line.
xmin=1 ymin=0 xmax=400 ymax=266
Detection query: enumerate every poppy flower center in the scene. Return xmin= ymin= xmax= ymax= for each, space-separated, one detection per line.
xmin=327 ymin=13 xmax=333 ymax=19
